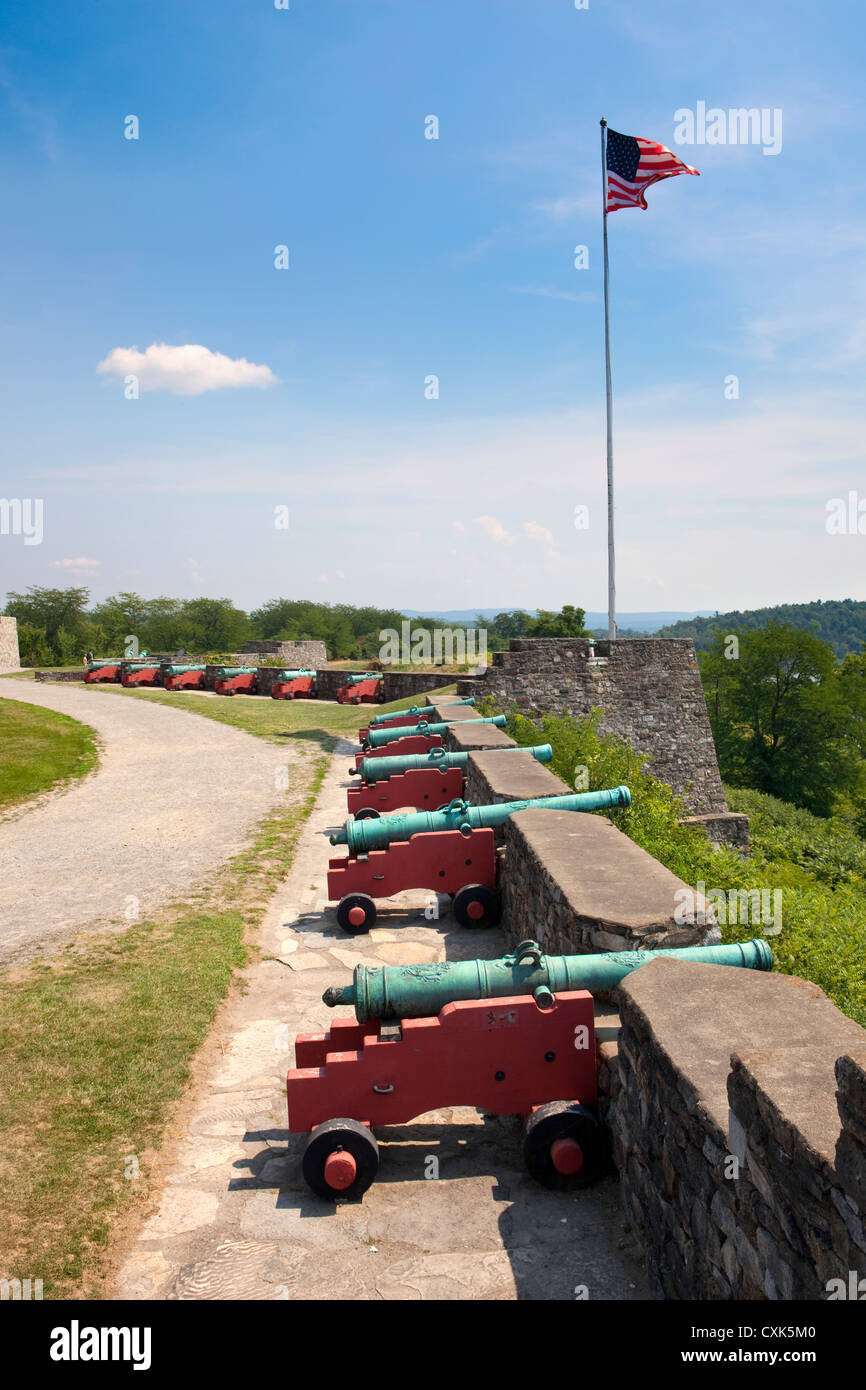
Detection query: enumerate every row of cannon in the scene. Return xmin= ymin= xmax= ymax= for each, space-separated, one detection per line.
xmin=83 ymin=659 xmax=381 ymax=702
xmin=286 ymin=695 xmax=773 ymax=1200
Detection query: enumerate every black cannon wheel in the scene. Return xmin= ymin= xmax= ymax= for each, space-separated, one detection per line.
xmin=302 ymin=1118 xmax=379 ymax=1200
xmin=353 ymin=808 xmax=380 ymax=821
xmin=522 ymin=1102 xmax=606 ymax=1191
xmin=375 ymin=692 xmax=386 ymax=703
xmin=336 ymin=893 xmax=377 ymax=935
xmin=451 ymin=884 xmax=501 ymax=929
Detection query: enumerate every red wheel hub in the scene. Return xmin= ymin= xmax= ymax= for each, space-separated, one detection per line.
xmin=323 ymin=1148 xmax=357 ymax=1190
xmin=550 ymin=1137 xmax=583 ymax=1175
xmin=466 ymin=899 xmax=485 ymax=921
xmin=348 ymin=905 xmax=367 ymax=927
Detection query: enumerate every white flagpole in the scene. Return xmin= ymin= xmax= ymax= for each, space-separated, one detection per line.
xmin=600 ymin=118 xmax=616 ymax=641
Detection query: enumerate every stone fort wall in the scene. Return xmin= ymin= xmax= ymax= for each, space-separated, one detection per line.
xmin=457 ymin=637 xmax=727 ymax=815
xmin=0 ymin=616 xmax=20 ymax=669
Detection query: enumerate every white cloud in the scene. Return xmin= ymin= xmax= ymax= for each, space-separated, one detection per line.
xmin=531 ymin=194 xmax=596 ymax=221
xmin=96 ymin=343 xmax=277 ymax=396
xmin=49 ymin=556 xmax=101 ymax=573
xmin=510 ymin=285 xmax=599 ymax=305
xmin=523 ymin=522 xmax=555 ymax=545
xmin=475 ymin=515 xmax=514 ymax=544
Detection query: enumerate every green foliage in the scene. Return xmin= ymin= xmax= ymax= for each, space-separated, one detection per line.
xmin=15 ymin=622 xmax=53 ymax=668
xmin=656 ymin=598 xmax=866 ymax=658
xmin=725 ymin=787 xmax=866 ymax=889
xmin=5 ymin=586 xmax=90 ymax=647
xmin=251 ymin=598 xmax=407 ymax=660
xmin=700 ymin=623 xmax=861 ymax=816
xmin=527 ymin=605 xmax=591 ymax=639
xmin=90 ymin=593 xmax=249 ymax=653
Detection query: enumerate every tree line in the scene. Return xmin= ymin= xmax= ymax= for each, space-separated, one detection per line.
xmin=3 ymin=588 xmax=594 ymax=666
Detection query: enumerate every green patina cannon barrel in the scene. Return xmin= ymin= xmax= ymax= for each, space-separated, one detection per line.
xmin=323 ymin=937 xmax=774 ymax=1022
xmin=163 ymin=664 xmax=206 ymax=675
xmin=368 ymin=697 xmax=476 ymax=727
xmin=329 ymin=785 xmax=631 ymax=852
xmin=277 ymin=669 xmax=316 ymax=680
xmin=350 ymin=743 xmax=554 ymax=783
xmin=87 ymin=659 xmax=120 ymax=670
xmin=345 ymin=673 xmax=380 ymax=684
xmin=123 ymin=660 xmax=160 ymax=670
xmin=365 ymin=714 xmax=506 ymax=749
xmin=216 ymin=666 xmax=258 ymax=677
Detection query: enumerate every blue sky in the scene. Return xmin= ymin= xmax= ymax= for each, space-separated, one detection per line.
xmin=1 ymin=0 xmax=864 ymax=617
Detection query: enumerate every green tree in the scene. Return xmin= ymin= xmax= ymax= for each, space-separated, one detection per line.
xmin=700 ymin=624 xmax=860 ymax=815
xmin=177 ymin=598 xmax=250 ymax=651
xmin=4 ymin=586 xmax=90 ymax=650
xmin=528 ymin=605 xmax=591 ymax=638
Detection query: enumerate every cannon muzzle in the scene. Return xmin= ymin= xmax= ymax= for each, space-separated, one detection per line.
xmin=323 ymin=937 xmax=774 ymax=1021
xmin=329 ymin=785 xmax=630 ymax=851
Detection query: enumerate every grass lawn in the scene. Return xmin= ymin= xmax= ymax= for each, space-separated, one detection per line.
xmin=0 ymin=697 xmax=99 ymax=812
xmin=84 ymin=680 xmax=459 ymax=746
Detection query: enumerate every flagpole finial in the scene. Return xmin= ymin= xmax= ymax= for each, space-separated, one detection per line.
xmin=600 ymin=117 xmax=607 ymax=127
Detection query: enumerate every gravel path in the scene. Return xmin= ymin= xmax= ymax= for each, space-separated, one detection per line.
xmin=113 ymin=746 xmax=649 ymax=1302
xmin=0 ymin=681 xmax=297 ymax=966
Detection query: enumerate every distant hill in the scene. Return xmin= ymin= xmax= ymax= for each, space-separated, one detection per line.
xmin=655 ymin=600 xmax=866 ymax=658
xmin=404 ymin=609 xmax=715 ymax=632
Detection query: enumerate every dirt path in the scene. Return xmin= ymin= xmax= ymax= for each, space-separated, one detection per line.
xmin=0 ymin=680 xmax=296 ymax=966
xmin=112 ymin=744 xmax=649 ymax=1301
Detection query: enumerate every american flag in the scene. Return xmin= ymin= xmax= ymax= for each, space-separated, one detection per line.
xmin=605 ymin=127 xmax=699 ymax=213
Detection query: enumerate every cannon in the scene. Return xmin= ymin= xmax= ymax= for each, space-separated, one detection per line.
xmin=287 ymin=937 xmax=773 ymax=1199
xmin=350 ymin=742 xmax=553 ymax=785
xmin=84 ymin=659 xmax=121 ymax=684
xmin=214 ymin=666 xmax=259 ymax=696
xmin=327 ymin=786 xmax=630 ymax=932
xmin=271 ymin=669 xmax=317 ymax=700
xmin=366 ymin=696 xmax=475 ymax=729
xmin=121 ymin=660 xmax=162 ymax=687
xmin=324 ymin=937 xmax=773 ymax=1021
xmin=363 ymin=713 xmax=506 ymax=751
xmin=162 ymin=663 xmax=206 ymax=691
xmin=346 ymin=744 xmax=554 ymax=818
xmin=337 ymin=673 xmax=385 ymax=705
xmin=357 ymin=701 xmax=479 ymax=741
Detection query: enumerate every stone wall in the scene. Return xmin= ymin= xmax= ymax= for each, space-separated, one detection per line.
xmin=457 ymin=638 xmax=726 ymax=816
xmin=239 ymin=640 xmax=327 ymax=667
xmin=0 ymin=616 xmax=20 ymax=669
xmin=600 ymin=957 xmax=866 ymax=1299
xmin=34 ymin=668 xmax=84 ymax=683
